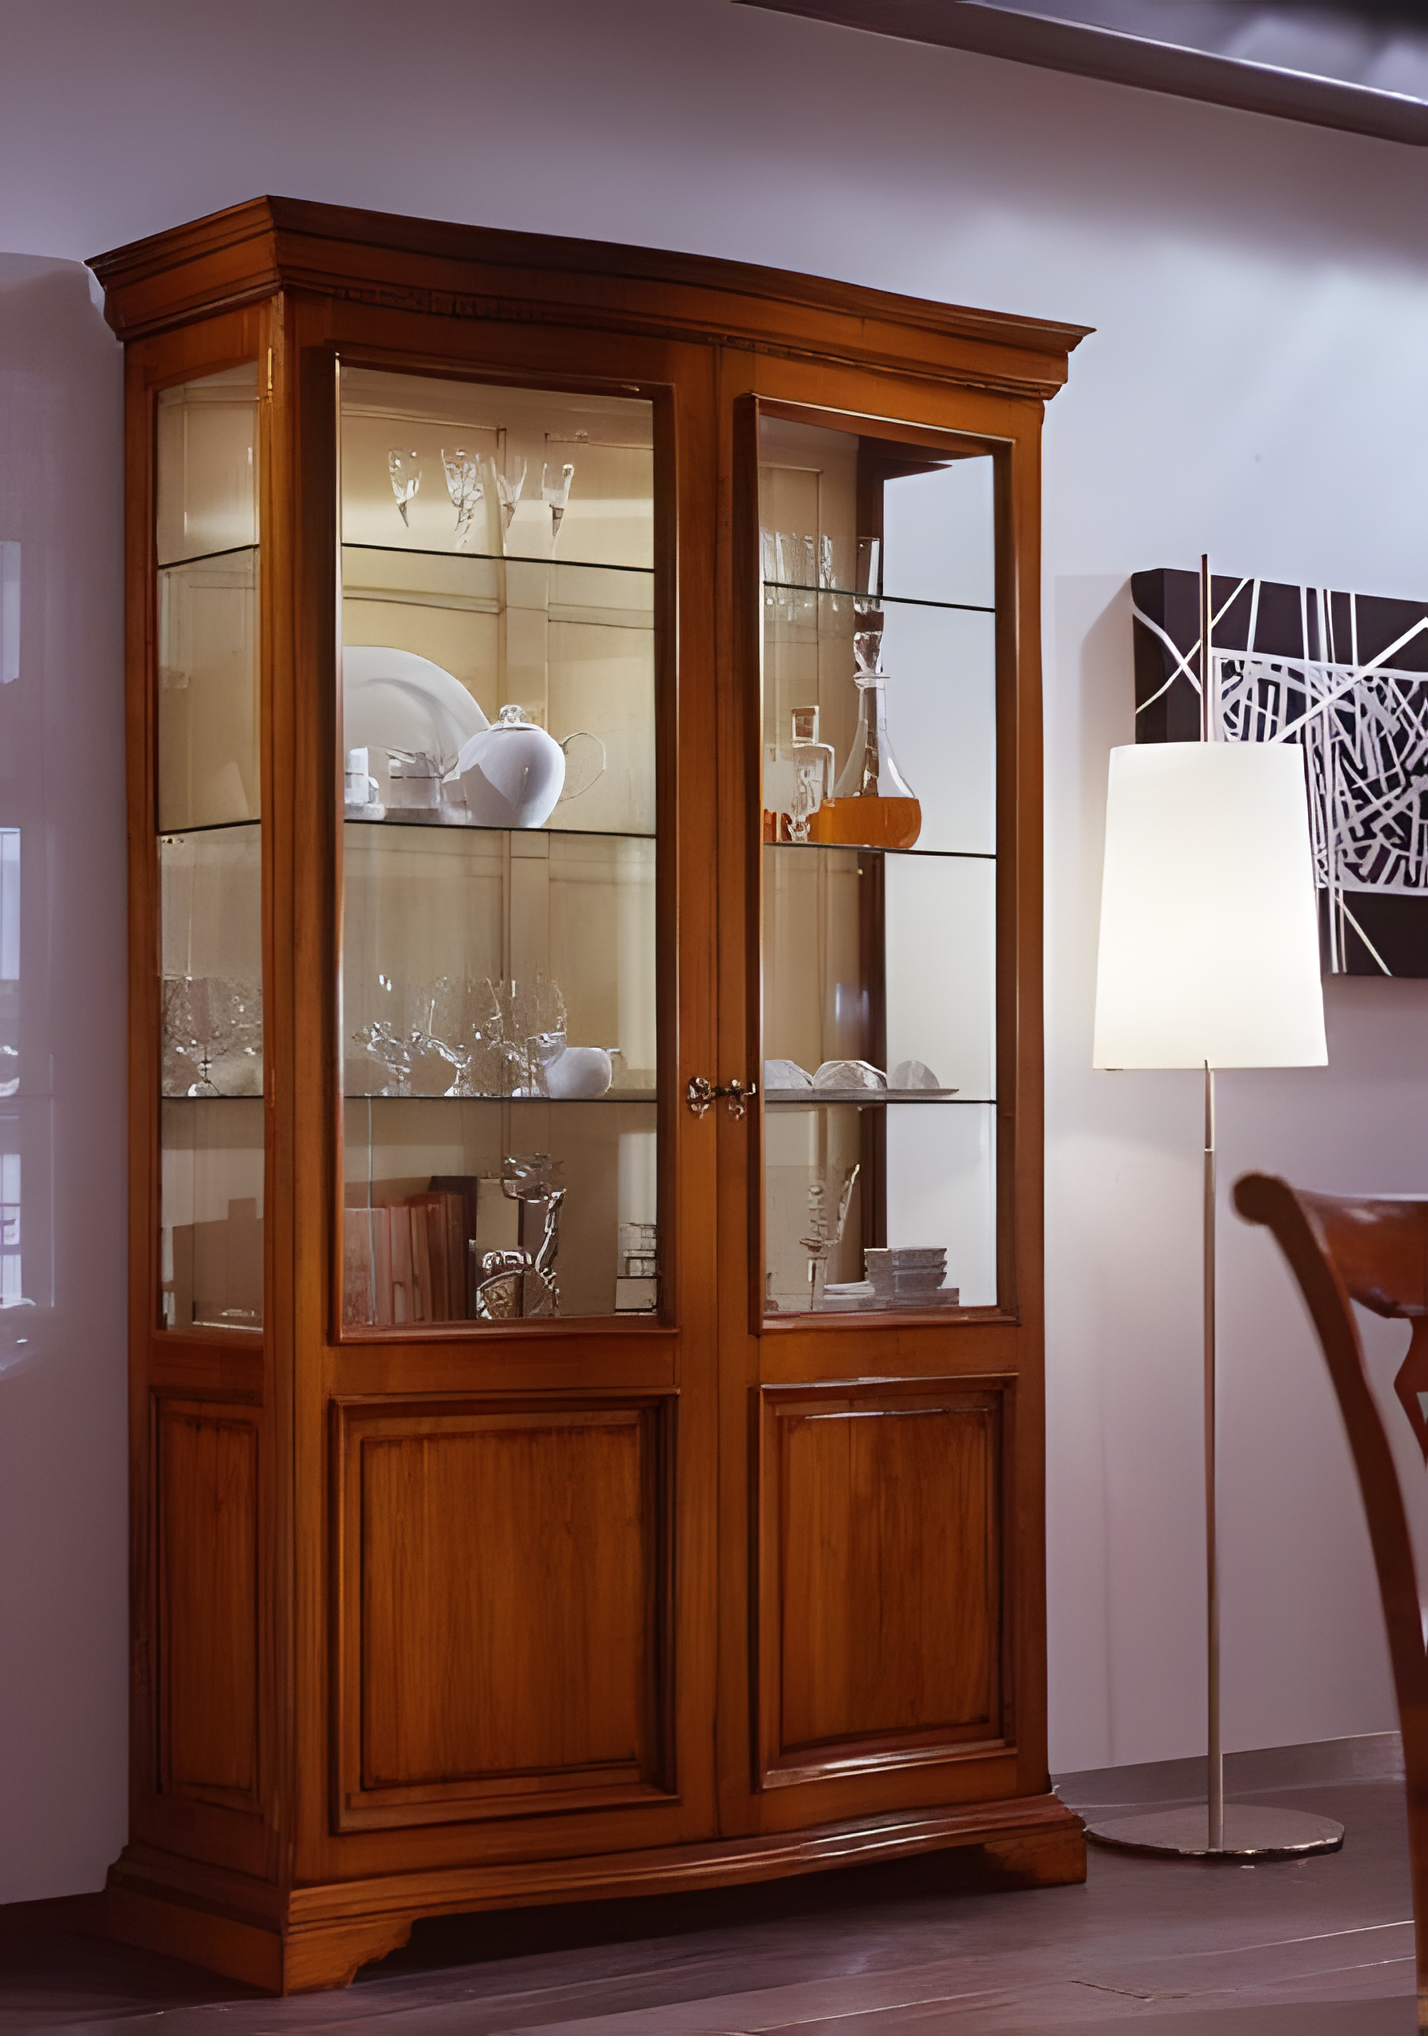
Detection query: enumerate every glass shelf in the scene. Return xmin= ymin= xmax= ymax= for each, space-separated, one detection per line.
xmin=159 ymin=541 xmax=259 ymax=573
xmin=765 ymin=1088 xmax=963 ymax=1106
xmin=764 ymin=840 xmax=994 ymax=862
xmin=763 ymin=580 xmax=993 ymax=616
xmin=344 ymin=812 xmax=655 ymax=842
xmin=350 ymin=542 xmax=653 ymax=579
xmin=160 ymin=817 xmax=265 ymax=840
xmin=344 ymin=1089 xmax=658 ymax=1104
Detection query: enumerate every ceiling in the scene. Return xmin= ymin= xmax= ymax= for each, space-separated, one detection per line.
xmin=737 ymin=1 xmax=1428 ymax=144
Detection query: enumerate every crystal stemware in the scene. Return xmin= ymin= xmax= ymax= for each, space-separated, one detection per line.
xmin=542 ymin=461 xmax=575 ymax=544
xmin=494 ymin=454 xmax=527 ymax=534
xmin=351 ymin=973 xmax=425 ymax=1096
xmin=351 ymin=1019 xmax=419 ymax=1097
xmin=482 ymin=974 xmax=567 ymax=1094
xmin=441 ymin=446 xmax=484 ymax=550
xmin=388 ymin=448 xmax=421 ymax=527
xmin=412 ymin=976 xmax=499 ymax=1097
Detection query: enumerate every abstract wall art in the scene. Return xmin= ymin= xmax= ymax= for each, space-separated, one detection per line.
xmin=1133 ymin=567 xmax=1428 ymax=977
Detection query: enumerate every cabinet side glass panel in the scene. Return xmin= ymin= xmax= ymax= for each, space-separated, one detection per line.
xmin=155 ymin=365 xmax=263 ymax=1333
xmin=759 ymin=416 xmax=997 ymax=1317
xmin=338 ymin=370 xmax=658 ymax=1329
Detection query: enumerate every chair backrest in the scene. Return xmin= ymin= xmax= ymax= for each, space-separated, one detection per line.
xmin=1234 ymin=1172 xmax=1428 ymax=2026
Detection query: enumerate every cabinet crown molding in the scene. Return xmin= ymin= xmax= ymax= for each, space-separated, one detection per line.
xmin=89 ymin=194 xmax=1089 ymax=400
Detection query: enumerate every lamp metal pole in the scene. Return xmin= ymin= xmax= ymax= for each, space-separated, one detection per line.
xmin=1201 ymin=553 xmax=1224 ymax=1854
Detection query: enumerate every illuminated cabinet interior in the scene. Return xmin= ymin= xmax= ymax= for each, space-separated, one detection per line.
xmin=93 ymin=198 xmax=1086 ymax=1994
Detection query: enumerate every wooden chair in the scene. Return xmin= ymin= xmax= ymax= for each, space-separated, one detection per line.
xmin=1234 ymin=1172 xmax=1428 ymax=2031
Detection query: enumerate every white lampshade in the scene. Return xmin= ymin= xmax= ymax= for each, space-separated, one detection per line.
xmin=1093 ymin=741 xmax=1327 ymax=1070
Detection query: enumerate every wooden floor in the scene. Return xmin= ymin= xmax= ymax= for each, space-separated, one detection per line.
xmin=0 ymin=1741 xmax=1416 ymax=2033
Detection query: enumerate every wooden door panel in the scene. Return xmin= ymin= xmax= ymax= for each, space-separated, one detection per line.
xmin=757 ymin=1382 xmax=1005 ymax=1785
xmin=334 ymin=1394 xmax=675 ymax=1828
xmin=156 ymin=1401 xmax=261 ymax=1810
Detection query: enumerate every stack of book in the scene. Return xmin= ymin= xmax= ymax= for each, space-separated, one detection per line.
xmin=343 ymin=1188 xmax=468 ymax=1326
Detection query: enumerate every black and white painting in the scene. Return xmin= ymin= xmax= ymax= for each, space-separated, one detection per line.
xmin=1132 ymin=567 xmax=1428 ymax=977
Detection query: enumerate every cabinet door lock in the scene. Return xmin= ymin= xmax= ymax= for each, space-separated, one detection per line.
xmin=686 ymin=1075 xmax=757 ymax=1120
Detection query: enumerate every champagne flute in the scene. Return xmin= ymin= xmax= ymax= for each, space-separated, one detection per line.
xmin=441 ymin=446 xmax=484 ymax=550
xmin=388 ymin=448 xmax=421 ymax=527
xmin=542 ymin=461 xmax=575 ymax=545
xmin=494 ymin=454 xmax=527 ymax=535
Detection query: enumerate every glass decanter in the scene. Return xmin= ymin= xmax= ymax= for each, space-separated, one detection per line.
xmin=808 ymin=584 xmax=922 ymax=850
xmin=763 ymin=704 xmax=835 ymax=843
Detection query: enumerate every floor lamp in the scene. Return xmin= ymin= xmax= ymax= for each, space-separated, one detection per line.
xmin=1086 ymin=566 xmax=1342 ymax=1859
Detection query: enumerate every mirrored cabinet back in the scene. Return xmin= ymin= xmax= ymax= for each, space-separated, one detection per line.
xmin=90 ymin=198 xmax=1088 ymax=1992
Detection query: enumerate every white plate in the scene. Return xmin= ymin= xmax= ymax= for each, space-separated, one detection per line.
xmin=342 ymin=646 xmax=488 ymax=766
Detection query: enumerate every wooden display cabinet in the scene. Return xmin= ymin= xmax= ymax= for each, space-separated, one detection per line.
xmin=91 ymin=198 xmax=1087 ymax=1992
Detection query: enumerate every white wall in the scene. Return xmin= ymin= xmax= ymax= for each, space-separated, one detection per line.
xmin=0 ymin=257 xmax=126 ymax=1903
xmin=4 ymin=0 xmax=1428 ymax=1898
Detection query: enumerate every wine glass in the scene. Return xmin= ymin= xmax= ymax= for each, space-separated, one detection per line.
xmin=388 ymin=448 xmax=421 ymax=527
xmin=413 ymin=976 xmax=498 ymax=1097
xmin=350 ymin=973 xmax=425 ymax=1096
xmin=541 ymin=461 xmax=575 ymax=545
xmin=441 ymin=446 xmax=484 ymax=550
xmin=483 ymin=974 xmax=566 ymax=1093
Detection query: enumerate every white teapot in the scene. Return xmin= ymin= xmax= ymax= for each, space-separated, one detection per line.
xmin=453 ymin=704 xmax=565 ymax=828
xmin=545 ymin=1046 xmax=613 ymax=1099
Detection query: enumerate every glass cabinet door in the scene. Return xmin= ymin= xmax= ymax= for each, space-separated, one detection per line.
xmin=337 ymin=369 xmax=658 ymax=1329
xmin=758 ymin=414 xmax=997 ymax=1317
xmin=155 ymin=364 xmax=264 ymax=1333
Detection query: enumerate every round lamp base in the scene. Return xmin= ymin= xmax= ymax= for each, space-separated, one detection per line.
xmin=1085 ymin=1804 xmax=1344 ymax=1861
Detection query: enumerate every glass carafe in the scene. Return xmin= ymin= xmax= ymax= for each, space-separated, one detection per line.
xmin=811 ymin=667 xmax=922 ymax=850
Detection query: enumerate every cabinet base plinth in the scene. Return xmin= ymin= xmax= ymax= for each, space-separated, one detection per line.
xmin=108 ymin=1797 xmax=1084 ymax=1995
xmin=107 ymin=1864 xmax=416 ymax=1993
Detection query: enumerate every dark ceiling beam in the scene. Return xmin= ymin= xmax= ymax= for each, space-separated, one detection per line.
xmin=736 ymin=0 xmax=1428 ymax=146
